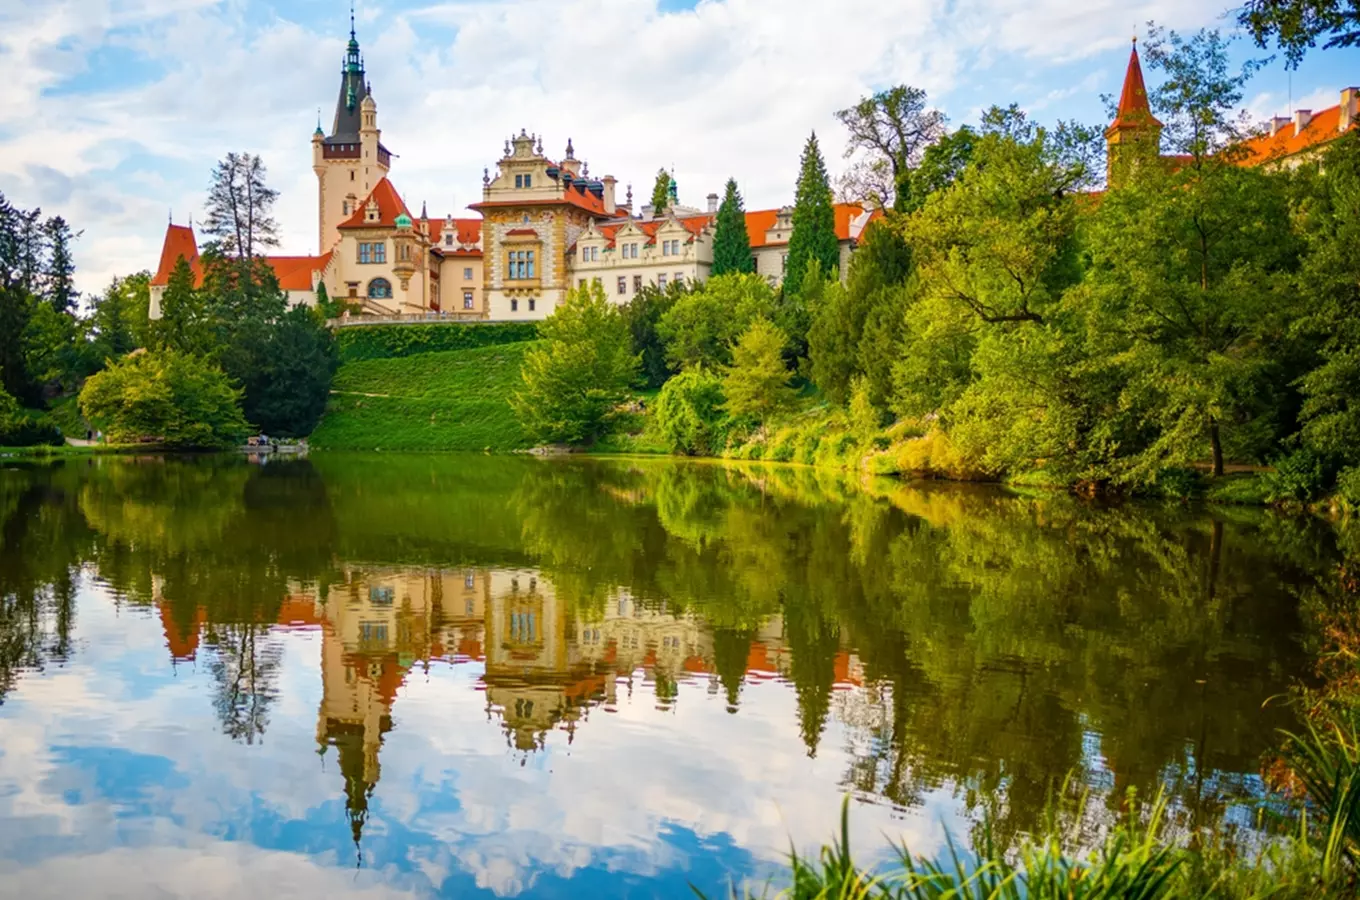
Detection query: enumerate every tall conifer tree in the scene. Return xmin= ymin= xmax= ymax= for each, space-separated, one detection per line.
xmin=784 ymin=132 xmax=839 ymax=297
xmin=650 ymin=169 xmax=672 ymax=215
xmin=711 ymin=178 xmax=754 ymax=276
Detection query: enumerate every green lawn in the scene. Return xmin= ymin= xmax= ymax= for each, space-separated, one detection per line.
xmin=309 ymin=342 xmax=535 ymax=452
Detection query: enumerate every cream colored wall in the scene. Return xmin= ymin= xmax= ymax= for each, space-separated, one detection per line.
xmin=327 ymin=231 xmax=433 ymax=314
xmin=436 ymin=254 xmax=485 ymax=315
xmin=570 ymin=219 xmax=712 ymax=305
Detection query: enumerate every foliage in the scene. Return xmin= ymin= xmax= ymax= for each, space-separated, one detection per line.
xmin=0 ymin=387 xmax=61 ymax=447
xmin=724 ymin=319 xmax=795 ymax=424
xmin=203 ymin=152 xmax=280 ymax=259
xmin=621 ymin=282 xmax=685 ymax=389
xmin=232 ymin=305 xmax=338 ymax=437
xmin=650 ymin=168 xmax=672 ymax=214
xmin=900 ymin=126 xmax=976 ymax=213
xmin=79 ymin=349 xmax=249 ymax=448
xmin=1142 ymin=26 xmax=1269 ymax=160
xmin=785 ymin=132 xmax=840 ymax=297
xmin=657 ymin=274 xmax=776 ymax=371
xmin=1262 ymin=449 xmax=1338 ymax=504
xmin=89 ymin=272 xmax=151 ymax=360
xmin=334 ymin=321 xmax=538 ymax=362
xmin=511 ymin=282 xmax=637 ymax=446
xmin=1240 ymin=0 xmax=1360 ymax=65
xmin=653 ymin=368 xmax=728 ymax=456
xmin=834 ymin=85 xmax=946 ymax=208
xmin=711 ymin=178 xmax=755 ymax=276
xmin=310 ymin=342 xmax=533 ymax=451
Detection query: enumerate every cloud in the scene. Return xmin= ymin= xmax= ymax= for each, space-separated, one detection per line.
xmin=0 ymin=0 xmax=1340 ymax=296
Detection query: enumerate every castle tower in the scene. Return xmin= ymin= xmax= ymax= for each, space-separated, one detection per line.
xmin=313 ymin=14 xmax=392 ymax=253
xmin=1105 ymin=39 xmax=1163 ymax=187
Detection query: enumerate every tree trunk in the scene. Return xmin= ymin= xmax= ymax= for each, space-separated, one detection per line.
xmin=1208 ymin=416 xmax=1224 ymax=477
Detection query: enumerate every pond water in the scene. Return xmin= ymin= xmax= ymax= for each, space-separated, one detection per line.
xmin=0 ymin=454 xmax=1341 ymax=898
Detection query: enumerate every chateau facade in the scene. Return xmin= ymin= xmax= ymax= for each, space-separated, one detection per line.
xmin=149 ymin=31 xmax=1357 ymax=321
xmin=149 ymin=24 xmax=879 ymax=322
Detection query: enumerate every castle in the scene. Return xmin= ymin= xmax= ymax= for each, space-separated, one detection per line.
xmin=148 ymin=32 xmax=1357 ymax=322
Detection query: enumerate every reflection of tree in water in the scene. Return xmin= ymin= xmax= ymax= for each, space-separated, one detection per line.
xmin=204 ymin=621 xmax=283 ymax=744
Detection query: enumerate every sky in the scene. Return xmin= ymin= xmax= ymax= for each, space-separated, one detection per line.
xmin=1 ymin=0 xmax=1356 ymax=297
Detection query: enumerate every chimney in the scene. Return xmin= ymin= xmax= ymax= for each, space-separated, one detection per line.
xmin=1294 ymin=109 xmax=1313 ymax=136
xmin=707 ymin=193 xmax=719 ymax=214
xmin=1341 ymin=87 xmax=1359 ymax=133
xmin=1270 ymin=115 xmax=1291 ymax=137
xmin=602 ymin=175 xmax=617 ymax=215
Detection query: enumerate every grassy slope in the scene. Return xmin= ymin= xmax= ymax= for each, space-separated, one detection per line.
xmin=310 ymin=342 xmax=534 ymax=452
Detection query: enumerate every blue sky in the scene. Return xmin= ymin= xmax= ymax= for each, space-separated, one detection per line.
xmin=0 ymin=0 xmax=1355 ymax=295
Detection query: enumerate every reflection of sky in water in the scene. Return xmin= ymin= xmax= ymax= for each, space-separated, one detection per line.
xmin=0 ymin=576 xmax=964 ymax=898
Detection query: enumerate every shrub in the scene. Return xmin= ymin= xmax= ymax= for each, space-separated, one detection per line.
xmin=1337 ymin=466 xmax=1360 ymax=510
xmin=653 ymin=369 xmax=729 ymax=456
xmin=335 ymin=322 xmax=538 ymax=363
xmin=0 ymin=390 xmax=62 ymax=447
xmin=79 ymin=349 xmax=249 ymax=449
xmin=1262 ymin=449 xmax=1337 ymax=504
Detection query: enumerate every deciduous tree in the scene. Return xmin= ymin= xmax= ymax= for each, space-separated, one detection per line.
xmin=79 ymin=349 xmax=250 ymax=448
xmin=834 ymin=85 xmax=946 ymax=207
xmin=724 ymin=318 xmax=795 ymax=424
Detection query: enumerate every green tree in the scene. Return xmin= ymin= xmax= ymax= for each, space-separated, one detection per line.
xmin=1142 ymin=26 xmax=1268 ymax=161
xmin=79 ymin=349 xmax=250 ymax=448
xmin=724 ymin=318 xmax=794 ymax=424
xmin=710 ymin=179 xmax=754 ymax=276
xmin=511 ymin=281 xmax=637 ymax=445
xmin=657 ymin=273 xmax=775 ymax=371
xmin=650 ymin=169 xmax=672 ymax=215
xmin=784 ymin=133 xmax=840 ymax=297
xmin=1239 ymin=0 xmax=1360 ymax=65
xmin=834 ymin=85 xmax=946 ymax=207
xmin=90 ymin=273 xmax=150 ymax=360
xmin=622 ymin=281 xmax=685 ymax=389
xmin=41 ymin=216 xmax=78 ymax=316
xmin=0 ymin=386 xmax=60 ymax=446
xmin=653 ymin=368 xmax=728 ymax=456
xmin=151 ymin=257 xmax=210 ymax=355
xmin=232 ymin=305 xmax=338 ymax=436
xmin=901 ymin=126 xmax=976 ymax=213
xmin=203 ymin=152 xmax=280 ymax=260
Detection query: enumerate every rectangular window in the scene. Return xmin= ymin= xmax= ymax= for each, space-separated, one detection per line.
xmin=617 ymin=276 xmax=627 ymax=295
xmin=464 ymin=267 xmax=473 ymax=280
xmin=527 ymin=250 xmax=535 ymax=278
xmin=358 ymin=243 xmax=371 ymax=264
xmin=369 ymin=586 xmax=394 ymax=605
xmin=444 ymin=234 xmax=454 ymax=246
xmin=524 ymin=173 xmax=532 ymax=188
xmin=658 ymin=274 xmax=667 ymax=289
xmin=675 ymin=272 xmax=683 ymax=284
xmin=781 ymin=253 xmax=788 ymax=271
xmin=661 ymin=241 xmax=670 ymax=257
xmin=578 ymin=278 xmax=586 ymax=288
xmin=514 ymin=174 xmax=523 ymax=188
xmin=511 ymin=298 xmax=518 ymax=312
xmin=463 ymin=290 xmax=474 ymax=309
xmin=633 ymin=275 xmax=643 ymax=292
xmin=465 ymin=572 xmax=476 ymax=589
xmin=529 ymin=298 xmax=536 ymax=311
xmin=374 ymin=242 xmax=386 ymax=264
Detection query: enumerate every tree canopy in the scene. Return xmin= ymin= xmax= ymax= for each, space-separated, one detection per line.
xmin=785 ymin=132 xmax=840 ymax=297
xmin=711 ymin=178 xmax=755 ymax=276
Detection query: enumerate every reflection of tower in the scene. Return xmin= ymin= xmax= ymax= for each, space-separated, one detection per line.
xmin=483 ymin=572 xmax=576 ymax=752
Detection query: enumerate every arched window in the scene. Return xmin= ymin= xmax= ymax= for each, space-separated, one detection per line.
xmin=368 ymin=278 xmax=392 ymax=299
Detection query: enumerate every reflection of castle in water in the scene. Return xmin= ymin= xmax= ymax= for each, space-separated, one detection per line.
xmin=151 ymin=567 xmax=862 ymax=848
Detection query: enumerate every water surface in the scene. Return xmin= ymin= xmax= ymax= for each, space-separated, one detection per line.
xmin=0 ymin=454 xmax=1336 ymax=897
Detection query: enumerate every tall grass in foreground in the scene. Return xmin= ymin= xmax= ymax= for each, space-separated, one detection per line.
xmin=703 ymin=737 xmax=1360 ymax=900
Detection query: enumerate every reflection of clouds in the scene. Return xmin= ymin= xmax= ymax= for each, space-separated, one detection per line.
xmin=0 ymin=579 xmax=967 ymax=898
xmin=0 ymin=845 xmax=415 ymax=899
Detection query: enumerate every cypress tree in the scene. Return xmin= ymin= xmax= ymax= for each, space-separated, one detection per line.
xmin=710 ymin=178 xmax=754 ymax=276
xmin=650 ymin=169 xmax=672 ymax=215
xmin=784 ymin=132 xmax=839 ymax=297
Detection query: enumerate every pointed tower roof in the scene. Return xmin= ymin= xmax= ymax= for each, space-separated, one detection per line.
xmin=327 ymin=15 xmax=370 ymax=144
xmin=1108 ymin=39 xmax=1163 ymax=132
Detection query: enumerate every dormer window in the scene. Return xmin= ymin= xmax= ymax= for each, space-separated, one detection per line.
xmin=514 ymin=173 xmax=533 ymax=189
xmin=444 ymin=233 xmax=454 ymax=247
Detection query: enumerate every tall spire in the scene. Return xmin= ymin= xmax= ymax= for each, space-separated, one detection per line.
xmin=1110 ymin=38 xmax=1161 ymax=130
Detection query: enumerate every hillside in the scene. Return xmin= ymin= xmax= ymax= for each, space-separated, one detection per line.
xmin=310 ymin=341 xmax=535 ymax=452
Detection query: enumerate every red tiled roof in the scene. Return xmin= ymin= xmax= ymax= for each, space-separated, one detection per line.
xmin=1109 ymin=42 xmax=1163 ymax=132
xmin=1238 ymin=104 xmax=1353 ymax=165
xmin=158 ymin=602 xmax=205 ymax=661
xmin=268 ymin=252 xmax=331 ymax=291
xmin=505 ymin=228 xmax=538 ymax=236
xmin=429 ymin=217 xmax=482 ymax=245
xmin=338 ymin=177 xmax=411 ymax=229
xmin=150 ymin=223 xmax=201 ymax=286
xmin=595 ymin=203 xmax=878 ymax=251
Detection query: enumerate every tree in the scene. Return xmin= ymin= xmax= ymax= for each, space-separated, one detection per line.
xmin=785 ymin=132 xmax=840 ymax=297
xmin=724 ymin=319 xmax=795 ymax=424
xmin=650 ymin=169 xmax=672 ymax=215
xmin=622 ymin=281 xmax=684 ymax=389
xmin=89 ymin=273 xmax=150 ymax=360
xmin=834 ymin=85 xmax=946 ymax=207
xmin=511 ymin=281 xmax=638 ymax=445
xmin=901 ymin=126 xmax=976 ymax=213
xmin=41 ymin=216 xmax=78 ymax=316
xmin=657 ymin=273 xmax=775 ymax=371
xmin=150 ymin=257 xmax=211 ymax=356
xmin=203 ymin=152 xmax=280 ymax=260
xmin=79 ymin=349 xmax=250 ymax=448
xmin=232 ymin=305 xmax=338 ymax=436
xmin=0 ymin=387 xmax=60 ymax=447
xmin=711 ymin=178 xmax=754 ymax=276
xmin=1239 ymin=0 xmax=1360 ymax=65
xmin=653 ymin=368 xmax=728 ymax=456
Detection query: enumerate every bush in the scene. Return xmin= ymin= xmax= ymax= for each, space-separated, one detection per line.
xmin=0 ymin=390 xmax=62 ymax=447
xmin=335 ymin=322 xmax=538 ymax=363
xmin=1262 ymin=449 xmax=1337 ymax=504
xmin=1337 ymin=466 xmax=1360 ymax=510
xmin=79 ymin=349 xmax=249 ymax=449
xmin=653 ymin=369 xmax=728 ymax=456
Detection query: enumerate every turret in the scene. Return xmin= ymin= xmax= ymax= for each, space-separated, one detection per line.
xmin=392 ymin=212 xmax=416 ymax=291
xmin=1105 ymin=38 xmax=1163 ymax=187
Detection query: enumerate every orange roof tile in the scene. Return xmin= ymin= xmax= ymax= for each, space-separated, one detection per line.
xmin=150 ymin=223 xmax=201 ymax=286
xmin=1237 ymin=104 xmax=1353 ymax=165
xmin=338 ymin=177 xmax=411 ymax=229
xmin=429 ymin=217 xmax=482 ymax=246
xmin=1109 ymin=42 xmax=1163 ymax=132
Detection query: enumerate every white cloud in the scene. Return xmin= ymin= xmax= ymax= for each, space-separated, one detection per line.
xmin=0 ymin=0 xmax=1332 ymax=296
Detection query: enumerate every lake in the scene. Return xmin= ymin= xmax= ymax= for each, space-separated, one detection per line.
xmin=0 ymin=453 xmax=1339 ymax=897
